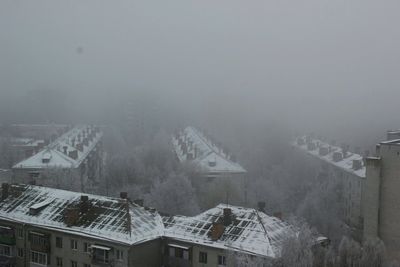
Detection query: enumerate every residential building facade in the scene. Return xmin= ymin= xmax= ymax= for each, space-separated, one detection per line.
xmin=293 ymin=136 xmax=366 ymax=240
xmin=12 ymin=125 xmax=103 ymax=193
xmin=363 ymin=130 xmax=400 ymax=261
xmin=0 ymin=184 xmax=300 ymax=267
xmin=0 ymin=184 xmax=164 ymax=267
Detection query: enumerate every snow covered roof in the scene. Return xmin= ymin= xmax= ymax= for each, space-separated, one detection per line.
xmin=0 ymin=184 xmax=164 ymax=245
xmin=172 ymin=127 xmax=246 ymax=176
xmin=11 ymin=138 xmax=44 ymax=147
xmin=13 ymin=125 xmax=102 ymax=169
xmin=293 ymin=136 xmax=366 ymax=178
xmin=163 ymin=204 xmax=294 ymax=258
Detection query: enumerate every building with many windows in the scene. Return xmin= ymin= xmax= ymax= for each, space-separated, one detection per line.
xmin=172 ymin=127 xmax=246 ymax=180
xmin=12 ymin=125 xmax=103 ymax=193
xmin=163 ymin=203 xmax=296 ymax=267
xmin=0 ymin=183 xmax=305 ymax=267
xmin=0 ymin=183 xmax=164 ymax=267
xmin=293 ymin=136 xmax=366 ymax=240
xmin=363 ymin=130 xmax=400 ymax=261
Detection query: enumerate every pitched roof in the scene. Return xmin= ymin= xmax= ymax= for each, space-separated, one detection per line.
xmin=163 ymin=204 xmax=294 ymax=258
xmin=0 ymin=184 xmax=164 ymax=245
xmin=13 ymin=125 xmax=102 ymax=169
xmin=293 ymin=136 xmax=366 ymax=178
xmin=172 ymin=127 xmax=246 ymax=175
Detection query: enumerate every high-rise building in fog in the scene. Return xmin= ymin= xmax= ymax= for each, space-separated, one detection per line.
xmin=364 ymin=130 xmax=400 ymax=261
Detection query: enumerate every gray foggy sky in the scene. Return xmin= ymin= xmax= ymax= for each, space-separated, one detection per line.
xmin=1 ymin=0 xmax=400 ymax=143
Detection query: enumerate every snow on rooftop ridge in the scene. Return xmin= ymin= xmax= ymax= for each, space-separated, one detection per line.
xmin=293 ymin=136 xmax=366 ymax=178
xmin=12 ymin=125 xmax=102 ymax=169
xmin=0 ymin=184 xmax=164 ymax=245
xmin=172 ymin=127 xmax=246 ymax=174
xmin=163 ymin=203 xmax=294 ymax=258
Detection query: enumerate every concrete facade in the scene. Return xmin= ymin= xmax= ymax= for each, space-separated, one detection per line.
xmin=363 ymin=137 xmax=400 ymax=260
xmin=293 ymin=136 xmax=366 ymax=240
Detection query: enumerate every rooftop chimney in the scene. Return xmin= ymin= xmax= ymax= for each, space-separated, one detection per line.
xmin=76 ymin=143 xmax=83 ymax=152
xmin=257 ymin=201 xmax=266 ymax=212
xmin=65 ymin=208 xmax=79 ymax=227
xmin=120 ymin=192 xmax=128 ymax=199
xmin=273 ymin=211 xmax=283 ymax=220
xmin=1 ymin=183 xmax=9 ymax=200
xmin=333 ymin=151 xmax=343 ymax=162
xmin=210 ymin=222 xmax=225 ymax=241
xmin=353 ymin=159 xmax=362 ymax=170
xmin=63 ymin=146 xmax=68 ymax=155
xmin=68 ymin=150 xmax=78 ymax=160
xmin=80 ymin=195 xmax=89 ymax=213
xmin=297 ymin=137 xmax=305 ymax=146
xmin=223 ymin=208 xmax=232 ymax=226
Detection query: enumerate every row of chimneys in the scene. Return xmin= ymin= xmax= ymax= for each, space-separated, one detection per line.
xmin=65 ymin=192 xmax=143 ymax=227
xmin=210 ymin=203 xmax=282 ymax=241
xmin=299 ymin=137 xmax=367 ymax=170
xmin=61 ymin=127 xmax=101 ymax=160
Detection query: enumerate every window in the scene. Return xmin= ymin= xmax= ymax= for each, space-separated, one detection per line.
xmin=84 ymin=264 xmax=91 ymax=267
xmin=218 ymin=255 xmax=226 ymax=265
xmin=31 ymin=251 xmax=47 ymax=265
xmin=199 ymin=251 xmax=207 ymax=263
xmin=83 ymin=242 xmax=89 ymax=253
xmin=17 ymin=228 xmax=23 ymax=239
xmin=116 ymin=249 xmax=124 ymax=261
xmin=0 ymin=245 xmax=12 ymax=256
xmin=71 ymin=260 xmax=77 ymax=267
xmin=56 ymin=237 xmax=63 ymax=248
xmin=17 ymin=248 xmax=24 ymax=258
xmin=70 ymin=239 xmax=77 ymax=250
xmin=56 ymin=257 xmax=63 ymax=267
xmin=93 ymin=247 xmax=110 ymax=263
xmin=175 ymin=248 xmax=184 ymax=258
xmin=30 ymin=233 xmax=48 ymax=247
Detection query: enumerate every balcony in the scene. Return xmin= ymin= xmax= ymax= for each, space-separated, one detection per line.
xmin=29 ymin=232 xmax=50 ymax=253
xmin=0 ymin=227 xmax=16 ymax=245
xmin=0 ymin=255 xmax=16 ymax=266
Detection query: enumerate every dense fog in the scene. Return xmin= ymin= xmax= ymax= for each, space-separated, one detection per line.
xmin=1 ymin=1 xmax=400 ymax=266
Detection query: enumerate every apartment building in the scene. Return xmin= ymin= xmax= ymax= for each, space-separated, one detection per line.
xmin=363 ymin=130 xmax=400 ymax=261
xmin=172 ymin=127 xmax=246 ymax=180
xmin=12 ymin=125 xmax=103 ymax=193
xmin=0 ymin=183 xmax=304 ymax=267
xmin=0 ymin=183 xmax=164 ymax=267
xmin=293 ymin=136 xmax=366 ymax=240
xmin=172 ymin=127 xmax=247 ymax=207
xmin=163 ymin=203 xmax=296 ymax=267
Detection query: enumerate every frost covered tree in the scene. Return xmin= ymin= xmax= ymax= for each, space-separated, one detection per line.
xmin=225 ymin=250 xmax=273 ymax=267
xmin=360 ymin=238 xmax=386 ymax=267
xmin=279 ymin=222 xmax=315 ymax=267
xmin=144 ymin=172 xmax=200 ymax=215
xmin=338 ymin=236 xmax=361 ymax=267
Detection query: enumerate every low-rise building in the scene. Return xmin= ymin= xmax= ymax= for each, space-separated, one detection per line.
xmin=163 ymin=203 xmax=295 ymax=266
xmin=173 ymin=127 xmax=247 ymax=206
xmin=0 ymin=183 xmax=304 ymax=267
xmin=12 ymin=125 xmax=103 ymax=192
xmin=172 ymin=127 xmax=246 ymax=180
xmin=293 ymin=136 xmax=366 ymax=240
xmin=0 ymin=183 xmax=164 ymax=267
